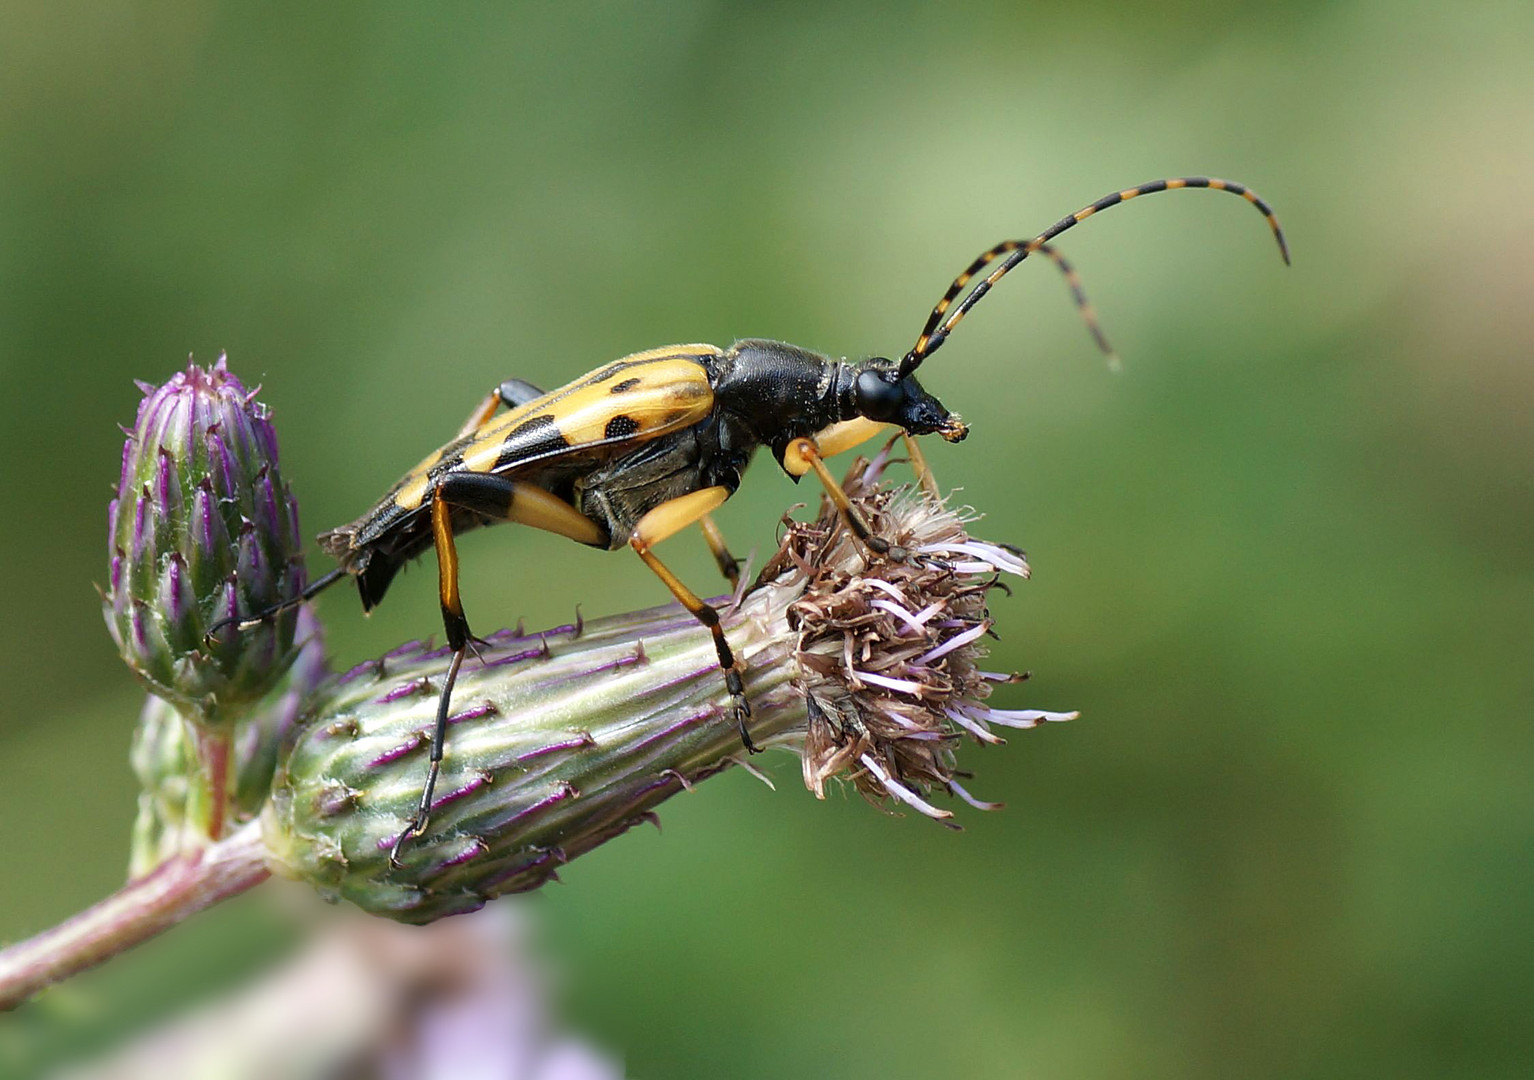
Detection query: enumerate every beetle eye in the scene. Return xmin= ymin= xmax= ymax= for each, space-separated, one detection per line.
xmin=855 ymin=370 xmax=904 ymax=421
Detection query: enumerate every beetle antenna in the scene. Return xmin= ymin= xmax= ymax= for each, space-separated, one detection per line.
xmin=204 ymin=565 xmax=348 ymax=641
xmin=898 ymin=177 xmax=1288 ymax=377
xmin=1035 ymin=242 xmax=1119 ymax=370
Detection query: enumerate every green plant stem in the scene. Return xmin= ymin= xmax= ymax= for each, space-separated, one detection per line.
xmin=190 ymin=722 xmax=233 ymax=841
xmin=0 ymin=821 xmax=268 ymax=1011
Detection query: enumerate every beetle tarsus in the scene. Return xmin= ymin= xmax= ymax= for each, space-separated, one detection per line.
xmin=735 ymin=696 xmax=756 ymax=752
xmin=389 ymin=766 xmax=437 ymax=867
xmin=733 ymin=693 xmax=758 ymax=753
xmin=723 ymin=666 xmax=757 ymax=752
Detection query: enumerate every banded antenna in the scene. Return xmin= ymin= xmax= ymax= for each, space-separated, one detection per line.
xmin=899 ymin=177 xmax=1289 ymax=378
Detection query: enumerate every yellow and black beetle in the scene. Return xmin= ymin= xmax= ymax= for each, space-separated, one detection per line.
xmin=221 ymin=176 xmax=1287 ymax=858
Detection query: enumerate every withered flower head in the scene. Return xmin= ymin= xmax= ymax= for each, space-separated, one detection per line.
xmin=772 ymin=457 xmax=1074 ymax=820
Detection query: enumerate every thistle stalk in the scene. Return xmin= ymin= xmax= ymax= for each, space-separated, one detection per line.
xmin=0 ymin=823 xmax=270 ymax=1011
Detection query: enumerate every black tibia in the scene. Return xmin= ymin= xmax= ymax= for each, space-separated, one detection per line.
xmin=442 ymin=608 xmax=471 ymax=651
xmin=390 ymin=647 xmax=465 ymax=866
xmin=714 ymin=546 xmax=741 ymax=588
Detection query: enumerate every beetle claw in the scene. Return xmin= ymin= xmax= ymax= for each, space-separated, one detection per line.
xmin=736 ymin=699 xmax=759 ymax=754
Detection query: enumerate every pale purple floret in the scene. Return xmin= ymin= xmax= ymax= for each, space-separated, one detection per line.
xmin=913 ymin=619 xmax=990 ymax=666
xmin=852 ymin=669 xmax=928 ymax=695
xmin=944 ymin=705 xmax=1004 ymax=744
xmin=859 ymin=577 xmax=912 ymax=604
xmin=948 ymin=779 xmax=1004 ymax=811
xmin=917 ymin=540 xmax=1030 ymax=578
xmin=956 ymin=703 xmax=1079 ymax=730
xmin=870 ymin=598 xmax=930 ymax=636
xmin=859 ymin=753 xmax=952 ymax=820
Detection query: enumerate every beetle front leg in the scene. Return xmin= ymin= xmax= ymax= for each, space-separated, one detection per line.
xmin=781 ymin=418 xmax=945 ymax=505
xmin=629 ymin=487 xmax=756 ymax=752
xmin=785 ymin=436 xmax=949 ymax=571
xmin=901 ymin=432 xmax=942 ymax=501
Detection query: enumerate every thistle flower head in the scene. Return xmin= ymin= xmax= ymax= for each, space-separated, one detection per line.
xmin=264 ymin=451 xmax=1074 ymax=923
xmin=772 ymin=456 xmax=1072 ymax=820
xmin=104 ymin=355 xmax=307 ymax=722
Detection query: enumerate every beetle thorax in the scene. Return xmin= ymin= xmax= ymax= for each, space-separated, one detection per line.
xmin=710 ymin=340 xmax=849 ymax=447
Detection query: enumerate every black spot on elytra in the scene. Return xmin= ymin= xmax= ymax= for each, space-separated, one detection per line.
xmin=605 ymin=415 xmax=640 ymax=439
xmin=609 ymin=377 xmax=642 ymax=394
xmin=498 ymin=414 xmax=568 ymax=465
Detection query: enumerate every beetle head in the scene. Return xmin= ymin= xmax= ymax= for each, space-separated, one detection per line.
xmin=852 ymin=361 xmax=968 ymax=442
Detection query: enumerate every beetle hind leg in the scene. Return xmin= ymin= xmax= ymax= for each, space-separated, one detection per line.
xmin=455 ymin=378 xmax=549 ymax=438
xmin=390 ymin=495 xmax=473 ymax=864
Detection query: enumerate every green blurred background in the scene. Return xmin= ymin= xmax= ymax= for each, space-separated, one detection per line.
xmin=2 ymin=1 xmax=1530 ymax=1076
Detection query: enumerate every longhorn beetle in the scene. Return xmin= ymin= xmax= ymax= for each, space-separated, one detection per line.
xmin=217 ymin=176 xmax=1287 ymax=861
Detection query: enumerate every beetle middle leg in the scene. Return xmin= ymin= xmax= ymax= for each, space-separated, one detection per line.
xmin=628 ymin=487 xmax=757 ymax=752
xmin=391 ymin=473 xmax=607 ymax=863
xmin=698 ymin=513 xmax=740 ymax=591
xmin=785 ymin=435 xmax=948 ymax=571
xmin=900 ymin=433 xmax=942 ymax=501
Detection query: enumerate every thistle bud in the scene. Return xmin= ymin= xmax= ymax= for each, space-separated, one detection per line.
xmin=265 ymin=453 xmax=1075 ymax=924
xmin=104 ymin=355 xmax=306 ymax=722
xmin=127 ymin=693 xmax=192 ymax=879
